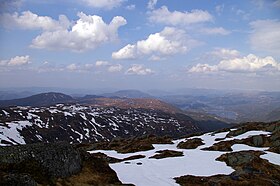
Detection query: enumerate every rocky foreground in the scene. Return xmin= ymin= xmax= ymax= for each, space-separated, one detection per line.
xmin=0 ymin=121 xmax=279 ymax=186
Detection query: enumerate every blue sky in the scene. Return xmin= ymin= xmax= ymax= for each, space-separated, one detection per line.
xmin=0 ymin=0 xmax=279 ymax=91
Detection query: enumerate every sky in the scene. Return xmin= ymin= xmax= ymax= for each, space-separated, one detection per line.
xmin=0 ymin=0 xmax=280 ymax=91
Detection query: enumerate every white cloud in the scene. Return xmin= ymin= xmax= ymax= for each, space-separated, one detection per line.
xmin=95 ymin=60 xmax=122 ymax=72
xmin=200 ymin=27 xmax=230 ymax=35
xmin=66 ymin=63 xmax=96 ymax=72
xmin=108 ymin=64 xmax=123 ymax=72
xmin=112 ymin=44 xmax=136 ymax=59
xmin=95 ymin=60 xmax=109 ymax=66
xmin=0 ymin=11 xmax=126 ymax=52
xmin=210 ymin=48 xmax=240 ymax=59
xmin=0 ymin=11 xmax=70 ymax=30
xmin=0 ymin=55 xmax=30 ymax=66
xmin=112 ymin=27 xmax=199 ymax=59
xmin=30 ymin=12 xmax=127 ymax=51
xmin=148 ymin=6 xmax=213 ymax=26
xmin=126 ymin=64 xmax=154 ymax=75
xmin=147 ymin=0 xmax=157 ymax=10
xmin=66 ymin=63 xmax=78 ymax=71
xmin=82 ymin=0 xmax=124 ymax=9
xmin=249 ymin=19 xmax=280 ymax=54
xmin=189 ymin=63 xmax=218 ymax=73
xmin=189 ymin=54 xmax=280 ymax=73
xmin=136 ymin=27 xmax=188 ymax=55
xmin=126 ymin=4 xmax=136 ymax=10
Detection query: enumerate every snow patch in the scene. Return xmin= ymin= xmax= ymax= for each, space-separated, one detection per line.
xmin=89 ymin=137 xmax=234 ymax=186
xmin=0 ymin=121 xmax=32 ymax=146
xmin=223 ymin=130 xmax=271 ymax=141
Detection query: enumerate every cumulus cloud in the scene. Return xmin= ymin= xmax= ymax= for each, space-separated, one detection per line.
xmin=82 ymin=0 xmax=124 ymax=9
xmin=108 ymin=64 xmax=123 ymax=72
xmin=126 ymin=64 xmax=154 ymax=75
xmin=249 ymin=19 xmax=280 ymax=54
xmin=0 ymin=11 xmax=127 ymax=52
xmin=200 ymin=27 xmax=230 ymax=35
xmin=148 ymin=6 xmax=212 ymax=26
xmin=65 ymin=63 xmax=96 ymax=72
xmin=0 ymin=11 xmax=70 ymax=30
xmin=112 ymin=44 xmax=136 ymax=59
xmin=189 ymin=54 xmax=280 ymax=73
xmin=95 ymin=60 xmax=109 ymax=66
xmin=32 ymin=12 xmax=126 ymax=51
xmin=66 ymin=64 xmax=78 ymax=71
xmin=189 ymin=63 xmax=218 ymax=73
xmin=0 ymin=55 xmax=30 ymax=66
xmin=95 ymin=60 xmax=122 ymax=72
xmin=112 ymin=27 xmax=199 ymax=60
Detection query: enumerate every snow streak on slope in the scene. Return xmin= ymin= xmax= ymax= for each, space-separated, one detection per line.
xmin=0 ymin=104 xmax=199 ymax=146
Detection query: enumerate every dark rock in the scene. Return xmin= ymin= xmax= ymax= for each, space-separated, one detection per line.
xmin=123 ymin=155 xmax=146 ymax=161
xmin=252 ymin=135 xmax=264 ymax=146
xmin=177 ymin=138 xmax=205 ymax=149
xmin=149 ymin=150 xmax=183 ymax=159
xmin=0 ymin=142 xmax=82 ymax=182
xmin=0 ymin=173 xmax=37 ymax=186
xmin=91 ymin=135 xmax=173 ymax=153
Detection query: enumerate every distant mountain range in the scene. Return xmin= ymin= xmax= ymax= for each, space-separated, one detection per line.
xmin=1 ymin=89 xmax=279 ymax=123
xmin=101 ymin=89 xmax=153 ymax=98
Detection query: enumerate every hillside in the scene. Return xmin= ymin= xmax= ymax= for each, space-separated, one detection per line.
xmin=0 ymin=104 xmax=202 ymax=146
xmin=0 ymin=92 xmax=74 ymax=107
xmin=80 ymin=97 xmax=181 ymax=114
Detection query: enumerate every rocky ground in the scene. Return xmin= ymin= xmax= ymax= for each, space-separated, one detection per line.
xmin=0 ymin=142 xmax=126 ymax=186
xmin=0 ymin=121 xmax=279 ymax=185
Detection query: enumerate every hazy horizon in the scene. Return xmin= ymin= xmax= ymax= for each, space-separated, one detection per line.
xmin=0 ymin=0 xmax=280 ymax=91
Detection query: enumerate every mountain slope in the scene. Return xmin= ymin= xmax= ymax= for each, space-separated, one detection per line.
xmin=0 ymin=104 xmax=201 ymax=146
xmin=0 ymin=92 xmax=74 ymax=107
xmin=80 ymin=97 xmax=181 ymax=114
